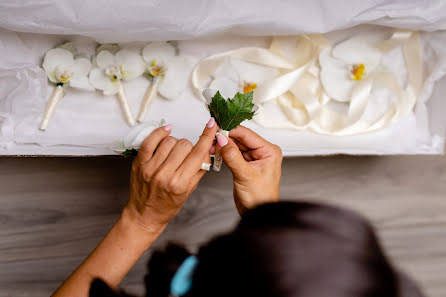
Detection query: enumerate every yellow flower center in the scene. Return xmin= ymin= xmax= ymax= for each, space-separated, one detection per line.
xmin=243 ymin=82 xmax=257 ymax=93
xmin=55 ymin=67 xmax=72 ymax=83
xmin=105 ymin=65 xmax=123 ymax=82
xmin=148 ymin=60 xmax=166 ymax=77
xmin=351 ymin=64 xmax=365 ymax=81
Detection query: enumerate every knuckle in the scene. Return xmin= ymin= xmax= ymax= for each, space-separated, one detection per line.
xmin=152 ymin=172 xmax=167 ymax=187
xmin=225 ymin=146 xmax=239 ymax=159
xmin=163 ymin=136 xmax=177 ymax=145
xmin=142 ymin=167 xmax=155 ymax=182
xmin=273 ymin=144 xmax=283 ymax=157
xmin=168 ymin=178 xmax=186 ymax=195
xmin=178 ymin=138 xmax=193 ymax=150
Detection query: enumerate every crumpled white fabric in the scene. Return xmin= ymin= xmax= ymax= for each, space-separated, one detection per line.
xmin=1 ymin=0 xmax=446 ymax=42
xmin=1 ymin=24 xmax=446 ymax=155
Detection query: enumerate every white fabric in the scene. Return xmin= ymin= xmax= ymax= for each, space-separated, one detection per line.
xmin=1 ymin=1 xmax=446 ymax=42
xmin=1 ymin=25 xmax=446 ymax=155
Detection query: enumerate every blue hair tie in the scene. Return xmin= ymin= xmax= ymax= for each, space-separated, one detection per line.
xmin=170 ymin=255 xmax=199 ymax=296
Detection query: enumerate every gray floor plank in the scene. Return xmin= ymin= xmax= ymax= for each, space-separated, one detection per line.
xmin=1 ymin=156 xmax=445 ymax=297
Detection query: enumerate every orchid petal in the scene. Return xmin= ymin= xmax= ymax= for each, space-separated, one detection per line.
xmin=319 ymin=48 xmax=355 ymax=102
xmin=89 ymin=68 xmax=119 ymax=95
xmin=70 ymin=76 xmax=95 ymax=91
xmin=158 ymin=56 xmax=191 ymax=100
xmin=212 ymin=57 xmax=240 ymax=83
xmin=202 ymin=89 xmax=217 ymax=104
xmin=209 ymin=77 xmax=239 ymax=99
xmin=125 ymin=124 xmax=158 ymax=149
xmin=96 ymin=50 xmax=115 ymax=69
xmin=103 ymin=82 xmax=121 ymax=96
xmin=71 ymin=58 xmax=91 ymax=77
xmin=42 ymin=48 xmax=74 ymax=74
xmin=332 ymin=38 xmax=381 ymax=72
xmin=142 ymin=42 xmax=176 ymax=65
xmin=115 ymin=49 xmax=146 ymax=80
xmin=46 ymin=71 xmax=58 ymax=83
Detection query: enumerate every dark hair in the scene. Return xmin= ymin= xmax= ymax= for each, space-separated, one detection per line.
xmin=90 ymin=202 xmax=424 ymax=297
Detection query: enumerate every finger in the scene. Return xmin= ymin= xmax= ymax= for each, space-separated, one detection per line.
xmin=229 ymin=125 xmax=269 ymax=150
xmin=178 ymin=117 xmax=218 ymax=178
xmin=209 ymin=143 xmax=217 ymax=155
xmin=233 ymin=138 xmax=250 ymax=152
xmin=161 ymin=138 xmax=193 ymax=172
xmin=186 ymin=152 xmax=212 ymax=195
xmin=142 ymin=136 xmax=178 ymax=175
xmin=217 ymin=134 xmax=250 ymax=178
xmin=134 ymin=125 xmax=172 ymax=165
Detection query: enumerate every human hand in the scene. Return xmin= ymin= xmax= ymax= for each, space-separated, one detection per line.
xmin=124 ymin=119 xmax=218 ymax=233
xmin=215 ymin=125 xmax=282 ymax=215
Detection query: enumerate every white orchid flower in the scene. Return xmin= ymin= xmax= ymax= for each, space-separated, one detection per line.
xmin=207 ymin=57 xmax=278 ymax=99
xmin=319 ymin=38 xmax=382 ymax=102
xmin=40 ymin=43 xmax=93 ymax=130
xmin=89 ymin=46 xmax=146 ymax=126
xmin=137 ymin=42 xmax=190 ymax=122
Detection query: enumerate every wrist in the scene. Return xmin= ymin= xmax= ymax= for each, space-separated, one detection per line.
xmin=121 ymin=205 xmax=167 ymax=239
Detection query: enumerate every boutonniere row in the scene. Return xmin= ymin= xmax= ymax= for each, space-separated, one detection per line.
xmin=40 ymin=41 xmax=186 ymax=130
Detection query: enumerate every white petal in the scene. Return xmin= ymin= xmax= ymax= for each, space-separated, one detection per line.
xmin=230 ymin=58 xmax=278 ymax=84
xmin=212 ymin=57 xmax=240 ymax=83
xmin=70 ymin=76 xmax=95 ymax=91
xmin=209 ymin=77 xmax=239 ymax=99
xmin=332 ymin=38 xmax=381 ymax=72
xmin=71 ymin=58 xmax=91 ymax=77
xmin=115 ymin=49 xmax=146 ymax=80
xmin=103 ymin=82 xmax=120 ymax=96
xmin=89 ymin=68 xmax=119 ymax=95
xmin=142 ymin=42 xmax=176 ymax=65
xmin=96 ymin=44 xmax=120 ymax=55
xmin=126 ymin=124 xmax=158 ymax=149
xmin=202 ymin=89 xmax=217 ymax=104
xmin=96 ymin=50 xmax=115 ymax=69
xmin=57 ymin=42 xmax=77 ymax=55
xmin=158 ymin=56 xmax=191 ymax=100
xmin=46 ymin=71 xmax=58 ymax=83
xmin=319 ymin=48 xmax=355 ymax=102
xmin=42 ymin=48 xmax=74 ymax=73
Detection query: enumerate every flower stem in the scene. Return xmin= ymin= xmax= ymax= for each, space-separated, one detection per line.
xmin=117 ymin=81 xmax=135 ymax=126
xmin=39 ymin=85 xmax=64 ymax=130
xmin=137 ymin=78 xmax=160 ymax=123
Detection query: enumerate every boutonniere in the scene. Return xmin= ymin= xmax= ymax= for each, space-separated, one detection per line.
xmin=319 ymin=37 xmax=382 ymax=102
xmin=120 ymin=119 xmax=167 ymax=157
xmin=89 ymin=44 xmax=146 ymax=126
xmin=137 ymin=42 xmax=189 ymax=122
xmin=202 ymin=89 xmax=258 ymax=171
xmin=40 ymin=42 xmax=93 ymax=130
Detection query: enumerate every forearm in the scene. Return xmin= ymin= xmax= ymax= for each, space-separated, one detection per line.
xmin=52 ymin=207 xmax=166 ymax=297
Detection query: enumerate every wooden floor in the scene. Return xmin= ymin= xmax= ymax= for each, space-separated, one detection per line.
xmin=1 ymin=156 xmax=445 ymax=297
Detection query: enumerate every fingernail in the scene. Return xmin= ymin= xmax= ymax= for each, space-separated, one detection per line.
xmin=207 ymin=117 xmax=215 ymax=128
xmin=217 ymin=134 xmax=228 ymax=147
xmin=163 ymin=124 xmax=172 ymax=131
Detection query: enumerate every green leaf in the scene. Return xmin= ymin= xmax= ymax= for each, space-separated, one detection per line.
xmin=121 ymin=149 xmax=138 ymax=158
xmin=207 ymin=91 xmax=256 ymax=131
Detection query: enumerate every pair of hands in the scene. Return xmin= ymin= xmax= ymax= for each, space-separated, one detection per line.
xmin=124 ymin=118 xmax=282 ymax=232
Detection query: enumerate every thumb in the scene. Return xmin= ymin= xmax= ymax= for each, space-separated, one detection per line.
xmin=217 ymin=134 xmax=248 ymax=175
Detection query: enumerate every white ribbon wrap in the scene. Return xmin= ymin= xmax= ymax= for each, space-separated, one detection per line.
xmin=40 ymin=85 xmax=65 ymax=130
xmin=117 ymin=81 xmax=135 ymax=126
xmin=192 ymin=31 xmax=423 ymax=136
xmin=137 ymin=78 xmax=160 ymax=123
